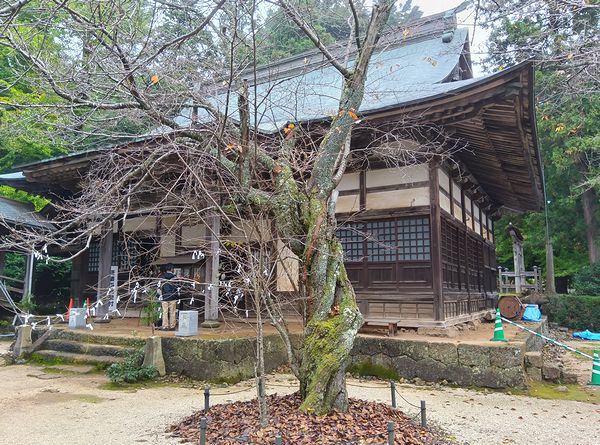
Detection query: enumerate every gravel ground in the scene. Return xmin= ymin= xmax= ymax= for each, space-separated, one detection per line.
xmin=0 ymin=363 xmax=598 ymax=445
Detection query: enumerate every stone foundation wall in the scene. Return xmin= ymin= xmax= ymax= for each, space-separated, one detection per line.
xmin=349 ymin=337 xmax=526 ymax=388
xmin=33 ymin=325 xmax=543 ymax=389
xmin=161 ymin=335 xmax=288 ymax=383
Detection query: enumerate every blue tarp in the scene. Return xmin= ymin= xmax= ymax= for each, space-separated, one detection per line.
xmin=573 ymin=330 xmax=600 ymax=341
xmin=522 ymin=304 xmax=542 ymax=322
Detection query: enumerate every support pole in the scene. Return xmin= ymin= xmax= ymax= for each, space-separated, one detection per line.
xmin=545 ymin=240 xmax=556 ymax=294
xmin=387 ymin=421 xmax=395 ymax=445
xmin=420 ymin=400 xmax=427 ymax=427
xmin=199 ymin=417 xmax=207 ymax=445
xmin=23 ymin=253 xmax=34 ymax=298
xmin=202 ymin=214 xmax=220 ymax=328
xmin=96 ymin=224 xmax=113 ymax=317
xmin=204 ymin=387 xmax=210 ymax=411
xmin=390 ymin=380 xmax=396 ymax=409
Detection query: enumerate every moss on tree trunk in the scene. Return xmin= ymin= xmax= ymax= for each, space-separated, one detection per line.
xmin=297 ymin=198 xmax=363 ymax=414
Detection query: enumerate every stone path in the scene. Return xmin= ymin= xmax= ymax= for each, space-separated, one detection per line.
xmin=0 ymin=364 xmax=598 ymax=445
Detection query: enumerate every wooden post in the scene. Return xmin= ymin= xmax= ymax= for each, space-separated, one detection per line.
xmin=96 ymin=224 xmax=113 ymax=317
xmin=202 ymin=214 xmax=220 ymax=328
xmin=429 ymin=162 xmax=444 ymax=322
xmin=23 ymin=253 xmax=34 ymax=298
xmin=70 ymin=255 xmax=82 ymax=303
xmin=0 ymin=251 xmax=5 ymax=276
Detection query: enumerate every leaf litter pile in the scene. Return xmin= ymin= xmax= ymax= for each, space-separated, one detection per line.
xmin=168 ymin=392 xmax=448 ymax=444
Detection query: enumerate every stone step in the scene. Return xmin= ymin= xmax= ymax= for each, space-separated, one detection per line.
xmin=34 ymin=349 xmax=124 ymax=366
xmin=43 ymin=339 xmax=136 ymax=358
xmin=48 ymin=329 xmax=146 ymax=348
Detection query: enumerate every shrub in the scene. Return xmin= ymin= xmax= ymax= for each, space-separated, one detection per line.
xmin=544 ymin=294 xmax=600 ymax=331
xmin=106 ymin=349 xmax=157 ymax=384
xmin=572 ymin=263 xmax=600 ymax=296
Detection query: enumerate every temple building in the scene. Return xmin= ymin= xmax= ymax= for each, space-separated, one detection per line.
xmin=0 ymin=10 xmax=543 ymax=328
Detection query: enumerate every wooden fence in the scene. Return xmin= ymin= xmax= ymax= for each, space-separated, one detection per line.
xmin=497 ymin=266 xmax=542 ymax=294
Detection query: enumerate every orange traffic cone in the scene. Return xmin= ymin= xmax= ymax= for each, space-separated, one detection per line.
xmin=66 ymin=297 xmax=74 ymax=321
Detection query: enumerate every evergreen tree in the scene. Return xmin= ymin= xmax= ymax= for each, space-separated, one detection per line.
xmin=481 ymin=1 xmax=599 ymax=277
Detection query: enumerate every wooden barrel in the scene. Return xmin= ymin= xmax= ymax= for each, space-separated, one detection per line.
xmin=498 ymin=295 xmax=525 ymax=320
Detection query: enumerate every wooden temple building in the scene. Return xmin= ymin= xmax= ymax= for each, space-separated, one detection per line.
xmin=0 ymin=11 xmax=544 ymax=328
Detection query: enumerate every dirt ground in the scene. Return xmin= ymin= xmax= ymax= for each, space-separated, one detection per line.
xmin=63 ymin=316 xmax=530 ymax=345
xmin=0 ymin=354 xmax=598 ymax=445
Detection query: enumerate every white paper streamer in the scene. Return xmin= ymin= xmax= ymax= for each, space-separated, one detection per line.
xmin=56 ymin=314 xmax=64 ymax=322
xmin=86 ymin=323 xmax=94 ymax=331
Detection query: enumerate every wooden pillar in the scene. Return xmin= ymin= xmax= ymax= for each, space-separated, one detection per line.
xmin=70 ymin=255 xmax=82 ymax=303
xmin=23 ymin=253 xmax=34 ymax=297
xmin=429 ymin=162 xmax=444 ymax=322
xmin=96 ymin=224 xmax=113 ymax=316
xmin=202 ymin=214 xmax=221 ymax=327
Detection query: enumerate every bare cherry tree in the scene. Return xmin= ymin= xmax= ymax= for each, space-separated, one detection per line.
xmin=0 ymin=0 xmax=462 ymax=415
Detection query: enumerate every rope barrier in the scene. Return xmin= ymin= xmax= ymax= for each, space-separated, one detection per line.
xmin=500 ymin=316 xmax=594 ymax=360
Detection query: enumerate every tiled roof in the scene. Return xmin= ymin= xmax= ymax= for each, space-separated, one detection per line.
xmin=0 ymin=197 xmax=53 ymax=230
xmin=180 ymin=28 xmax=470 ymax=133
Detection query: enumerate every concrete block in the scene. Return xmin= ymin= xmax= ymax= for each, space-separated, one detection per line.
xmin=524 ymin=351 xmax=543 ymax=368
xmin=526 ymin=366 xmax=543 ymax=382
xmin=489 ymin=346 xmax=523 ymax=368
xmin=176 ymin=310 xmax=198 ymax=337
xmin=143 ymin=336 xmax=166 ymax=376
xmin=542 ymin=363 xmax=561 ymax=381
xmin=14 ymin=325 xmax=32 ymax=357
xmin=68 ymin=308 xmax=86 ymax=329
xmin=458 ymin=344 xmax=491 ymax=367
xmin=560 ymin=370 xmax=579 ymax=384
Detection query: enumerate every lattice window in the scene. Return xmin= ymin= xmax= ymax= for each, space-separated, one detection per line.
xmin=366 ymin=220 xmax=397 ymax=261
xmin=88 ymin=242 xmax=100 ymax=272
xmin=397 ymin=217 xmax=430 ymax=261
xmin=88 ymin=238 xmax=138 ymax=273
xmin=338 ymin=217 xmax=430 ymax=263
xmin=113 ymin=238 xmax=138 ymax=270
xmin=336 ymin=223 xmax=365 ymax=262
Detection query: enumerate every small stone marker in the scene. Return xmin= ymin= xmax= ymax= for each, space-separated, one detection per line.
xmin=176 ymin=310 xmax=198 ymax=337
xmin=14 ymin=324 xmax=33 ymax=357
xmin=68 ymin=308 xmax=86 ymax=329
xmin=143 ymin=336 xmax=166 ymax=376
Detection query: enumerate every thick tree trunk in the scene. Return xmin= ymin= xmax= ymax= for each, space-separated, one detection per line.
xmin=273 ymin=0 xmax=394 ymax=415
xmin=297 ymin=197 xmax=363 ymax=414
xmin=582 ymin=187 xmax=599 ymax=264
xmin=298 ymin=225 xmax=363 ymax=414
